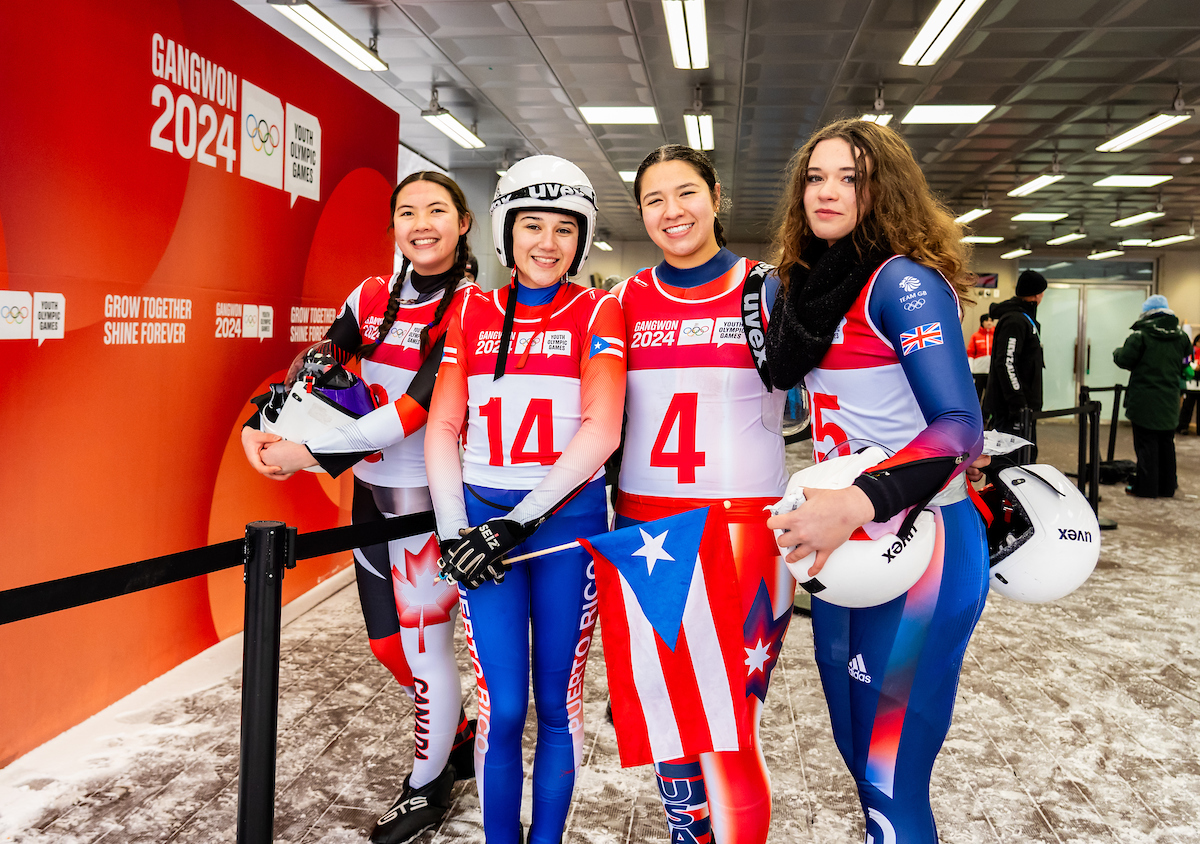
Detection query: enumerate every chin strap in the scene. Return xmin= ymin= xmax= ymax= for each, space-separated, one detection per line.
xmin=493 ymin=268 xmax=520 ymax=381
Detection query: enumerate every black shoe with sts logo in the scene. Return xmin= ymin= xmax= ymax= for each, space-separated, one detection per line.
xmin=369 ymin=763 xmax=456 ymax=844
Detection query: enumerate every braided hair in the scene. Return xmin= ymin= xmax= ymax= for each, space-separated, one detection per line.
xmin=633 ymin=145 xmax=729 ymax=248
xmin=358 ymin=171 xmax=474 ymax=359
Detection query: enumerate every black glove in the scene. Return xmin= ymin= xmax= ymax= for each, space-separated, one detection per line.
xmin=439 ymin=518 xmax=531 ymax=589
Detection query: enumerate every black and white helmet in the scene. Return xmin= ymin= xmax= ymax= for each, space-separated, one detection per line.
xmin=490 ymin=155 xmax=596 ymax=276
xmin=979 ymin=464 xmax=1100 ymax=603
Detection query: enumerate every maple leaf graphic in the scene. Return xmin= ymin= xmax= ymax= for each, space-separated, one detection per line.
xmin=392 ymin=534 xmax=460 ymax=651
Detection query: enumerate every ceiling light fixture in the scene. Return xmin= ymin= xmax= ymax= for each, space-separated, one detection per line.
xmin=861 ymin=84 xmax=894 ymax=126
xmin=662 ymin=0 xmax=709 ymax=69
xmin=955 ymin=187 xmax=991 ymax=225
xmin=1093 ymin=175 xmax=1173 ymax=188
xmin=1000 ymin=246 xmax=1033 ymax=260
xmin=269 ymin=0 xmax=388 ymax=71
xmin=1087 ymin=249 xmax=1125 ymax=260
xmin=683 ymin=86 xmax=714 ymax=150
xmin=962 ymin=235 xmax=1004 ymax=243
xmin=1012 ymin=212 xmax=1069 ymax=222
xmin=1119 ymin=238 xmax=1153 ymax=247
xmin=1097 ymin=84 xmax=1193 ymax=152
xmin=1149 ymin=223 xmax=1196 ymax=247
xmin=592 ymin=240 xmax=614 ymax=252
xmin=619 ymin=171 xmax=638 ymax=182
xmin=421 ymin=88 xmax=485 ymax=149
xmin=580 ymin=106 xmax=659 ymax=124
xmin=899 ymin=0 xmax=988 ymax=67
xmin=1047 ymin=231 xmax=1086 ymax=245
xmin=1111 ymin=209 xmax=1165 ymax=228
xmin=1009 ymin=155 xmax=1064 ymax=197
xmin=902 ymin=104 xmax=995 ymax=124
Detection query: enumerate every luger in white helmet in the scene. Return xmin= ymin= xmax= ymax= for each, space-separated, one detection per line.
xmin=490 ymin=155 xmax=597 ymax=277
xmin=979 ymin=464 xmax=1099 ymax=603
xmin=768 ymin=447 xmax=936 ymax=608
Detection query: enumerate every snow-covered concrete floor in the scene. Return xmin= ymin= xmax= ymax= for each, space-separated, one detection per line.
xmin=2 ymin=424 xmax=1198 ymax=843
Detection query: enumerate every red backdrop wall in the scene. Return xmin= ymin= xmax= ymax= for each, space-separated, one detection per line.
xmin=0 ymin=0 xmax=398 ymax=765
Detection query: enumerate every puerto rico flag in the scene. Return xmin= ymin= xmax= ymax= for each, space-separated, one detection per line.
xmin=580 ymin=508 xmax=750 ymax=768
xmin=899 ymin=322 xmax=943 ymax=356
xmin=589 ymin=333 xmax=624 ymax=359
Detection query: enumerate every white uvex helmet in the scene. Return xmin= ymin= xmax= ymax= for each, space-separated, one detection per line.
xmin=768 ymin=447 xmax=936 ymax=608
xmin=490 ymin=155 xmax=596 ymax=276
xmin=980 ymin=464 xmax=1099 ymax=603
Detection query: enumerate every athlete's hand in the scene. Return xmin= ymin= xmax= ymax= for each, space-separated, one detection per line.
xmin=440 ymin=518 xmax=528 ymax=589
xmin=965 ymin=454 xmax=991 ymax=484
xmin=241 ymin=427 xmax=291 ymax=481
xmin=766 ymin=485 xmax=875 ymax=576
xmin=261 ymin=439 xmax=318 ymax=475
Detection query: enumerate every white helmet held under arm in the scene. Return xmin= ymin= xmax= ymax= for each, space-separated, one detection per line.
xmin=490 ymin=155 xmax=597 ymax=276
xmin=768 ymin=447 xmax=936 ymax=608
xmin=980 ymin=464 xmax=1099 ymax=603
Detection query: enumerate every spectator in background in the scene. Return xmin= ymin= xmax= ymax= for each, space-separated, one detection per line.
xmin=1115 ymin=294 xmax=1192 ymax=497
xmin=967 ymin=313 xmax=995 ymax=401
xmin=985 ymin=270 xmax=1046 ymax=455
xmin=1178 ymin=333 xmax=1200 ymax=435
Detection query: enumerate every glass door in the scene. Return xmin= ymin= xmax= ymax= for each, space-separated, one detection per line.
xmin=1040 ymin=285 xmax=1081 ymax=415
xmin=1082 ymin=285 xmax=1153 ymax=421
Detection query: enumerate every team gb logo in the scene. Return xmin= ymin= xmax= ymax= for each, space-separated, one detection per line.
xmin=899 ymin=276 xmax=922 ymax=292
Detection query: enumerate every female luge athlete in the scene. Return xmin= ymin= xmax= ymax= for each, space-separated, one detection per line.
xmin=424 ymin=155 xmax=625 ymax=844
xmin=765 ymin=118 xmax=988 ymax=844
xmin=612 ymin=144 xmax=794 ymax=844
xmin=242 ymin=171 xmax=477 ymax=844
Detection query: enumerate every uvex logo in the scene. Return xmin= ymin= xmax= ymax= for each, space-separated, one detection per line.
xmin=530 ymin=183 xmax=588 ymax=199
xmin=882 ymin=533 xmax=913 ymax=563
xmin=1058 ymin=528 xmax=1093 ymax=542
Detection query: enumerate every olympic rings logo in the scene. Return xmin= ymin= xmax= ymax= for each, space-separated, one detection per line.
xmin=681 ymin=325 xmax=710 ymax=337
xmin=1 ymin=305 xmax=29 ymax=324
xmin=245 ymin=114 xmax=280 ymax=155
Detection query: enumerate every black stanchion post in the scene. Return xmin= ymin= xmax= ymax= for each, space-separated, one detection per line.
xmin=237 ymin=520 xmax=293 ymax=844
xmin=1019 ymin=405 xmax=1035 ymax=464
xmin=1077 ymin=386 xmax=1090 ymax=495
xmin=1107 ymin=384 xmax=1123 ymax=463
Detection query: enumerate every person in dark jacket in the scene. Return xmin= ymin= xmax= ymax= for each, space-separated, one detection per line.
xmin=1114 ymin=294 xmax=1192 ymax=497
xmin=984 ymin=270 xmax=1046 ymax=455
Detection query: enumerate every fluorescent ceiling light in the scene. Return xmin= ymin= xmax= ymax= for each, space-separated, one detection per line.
xmin=1000 ymin=247 xmax=1032 ymax=259
xmin=496 ymin=169 xmax=508 ymax=177
xmin=1149 ymin=233 xmax=1196 ymax=247
xmin=1087 ymin=249 xmax=1125 ymax=260
xmin=1097 ymin=112 xmax=1192 ymax=153
xmin=593 ymin=240 xmax=613 ymax=252
xmin=860 ymin=112 xmax=894 ymax=126
xmin=899 ymin=0 xmax=988 ymax=66
xmin=1008 ymin=174 xmax=1065 ymax=197
xmin=1046 ymin=262 xmax=1073 ymax=270
xmin=270 ymin=1 xmax=388 ymax=72
xmin=1093 ymin=175 xmax=1173 ymax=188
xmin=1012 ymin=212 xmax=1068 ymax=222
xmin=902 ymin=105 xmax=995 ymax=124
xmin=1046 ymin=231 xmax=1086 ymax=245
xmin=422 ymin=109 xmax=485 ymax=149
xmin=961 ymin=235 xmax=1004 ymax=243
xmin=580 ymin=107 xmax=659 ymax=124
xmin=1110 ymin=210 xmax=1165 ymax=228
xmin=662 ymin=0 xmax=709 ymax=69
xmin=1119 ymin=238 xmax=1153 ymax=247
xmin=955 ymin=208 xmax=992 ymax=224
xmin=619 ymin=171 xmax=638 ymax=182
xmin=683 ymin=112 xmax=714 ymax=150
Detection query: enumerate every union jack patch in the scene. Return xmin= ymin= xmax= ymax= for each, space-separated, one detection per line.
xmin=899 ymin=322 xmax=943 ymax=355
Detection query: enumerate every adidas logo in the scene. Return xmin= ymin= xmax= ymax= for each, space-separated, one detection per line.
xmin=848 ymin=653 xmax=872 ymax=684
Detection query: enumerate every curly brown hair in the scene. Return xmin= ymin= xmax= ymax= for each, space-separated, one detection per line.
xmin=771 ymin=118 xmax=973 ymax=301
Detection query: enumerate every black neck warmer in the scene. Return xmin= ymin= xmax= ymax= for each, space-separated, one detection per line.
xmin=764 ymin=236 xmax=894 ymax=390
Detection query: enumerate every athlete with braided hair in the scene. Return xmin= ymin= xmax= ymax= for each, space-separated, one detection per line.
xmin=241 ymin=171 xmax=478 ymax=844
xmin=610 ymin=145 xmax=793 ymax=844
